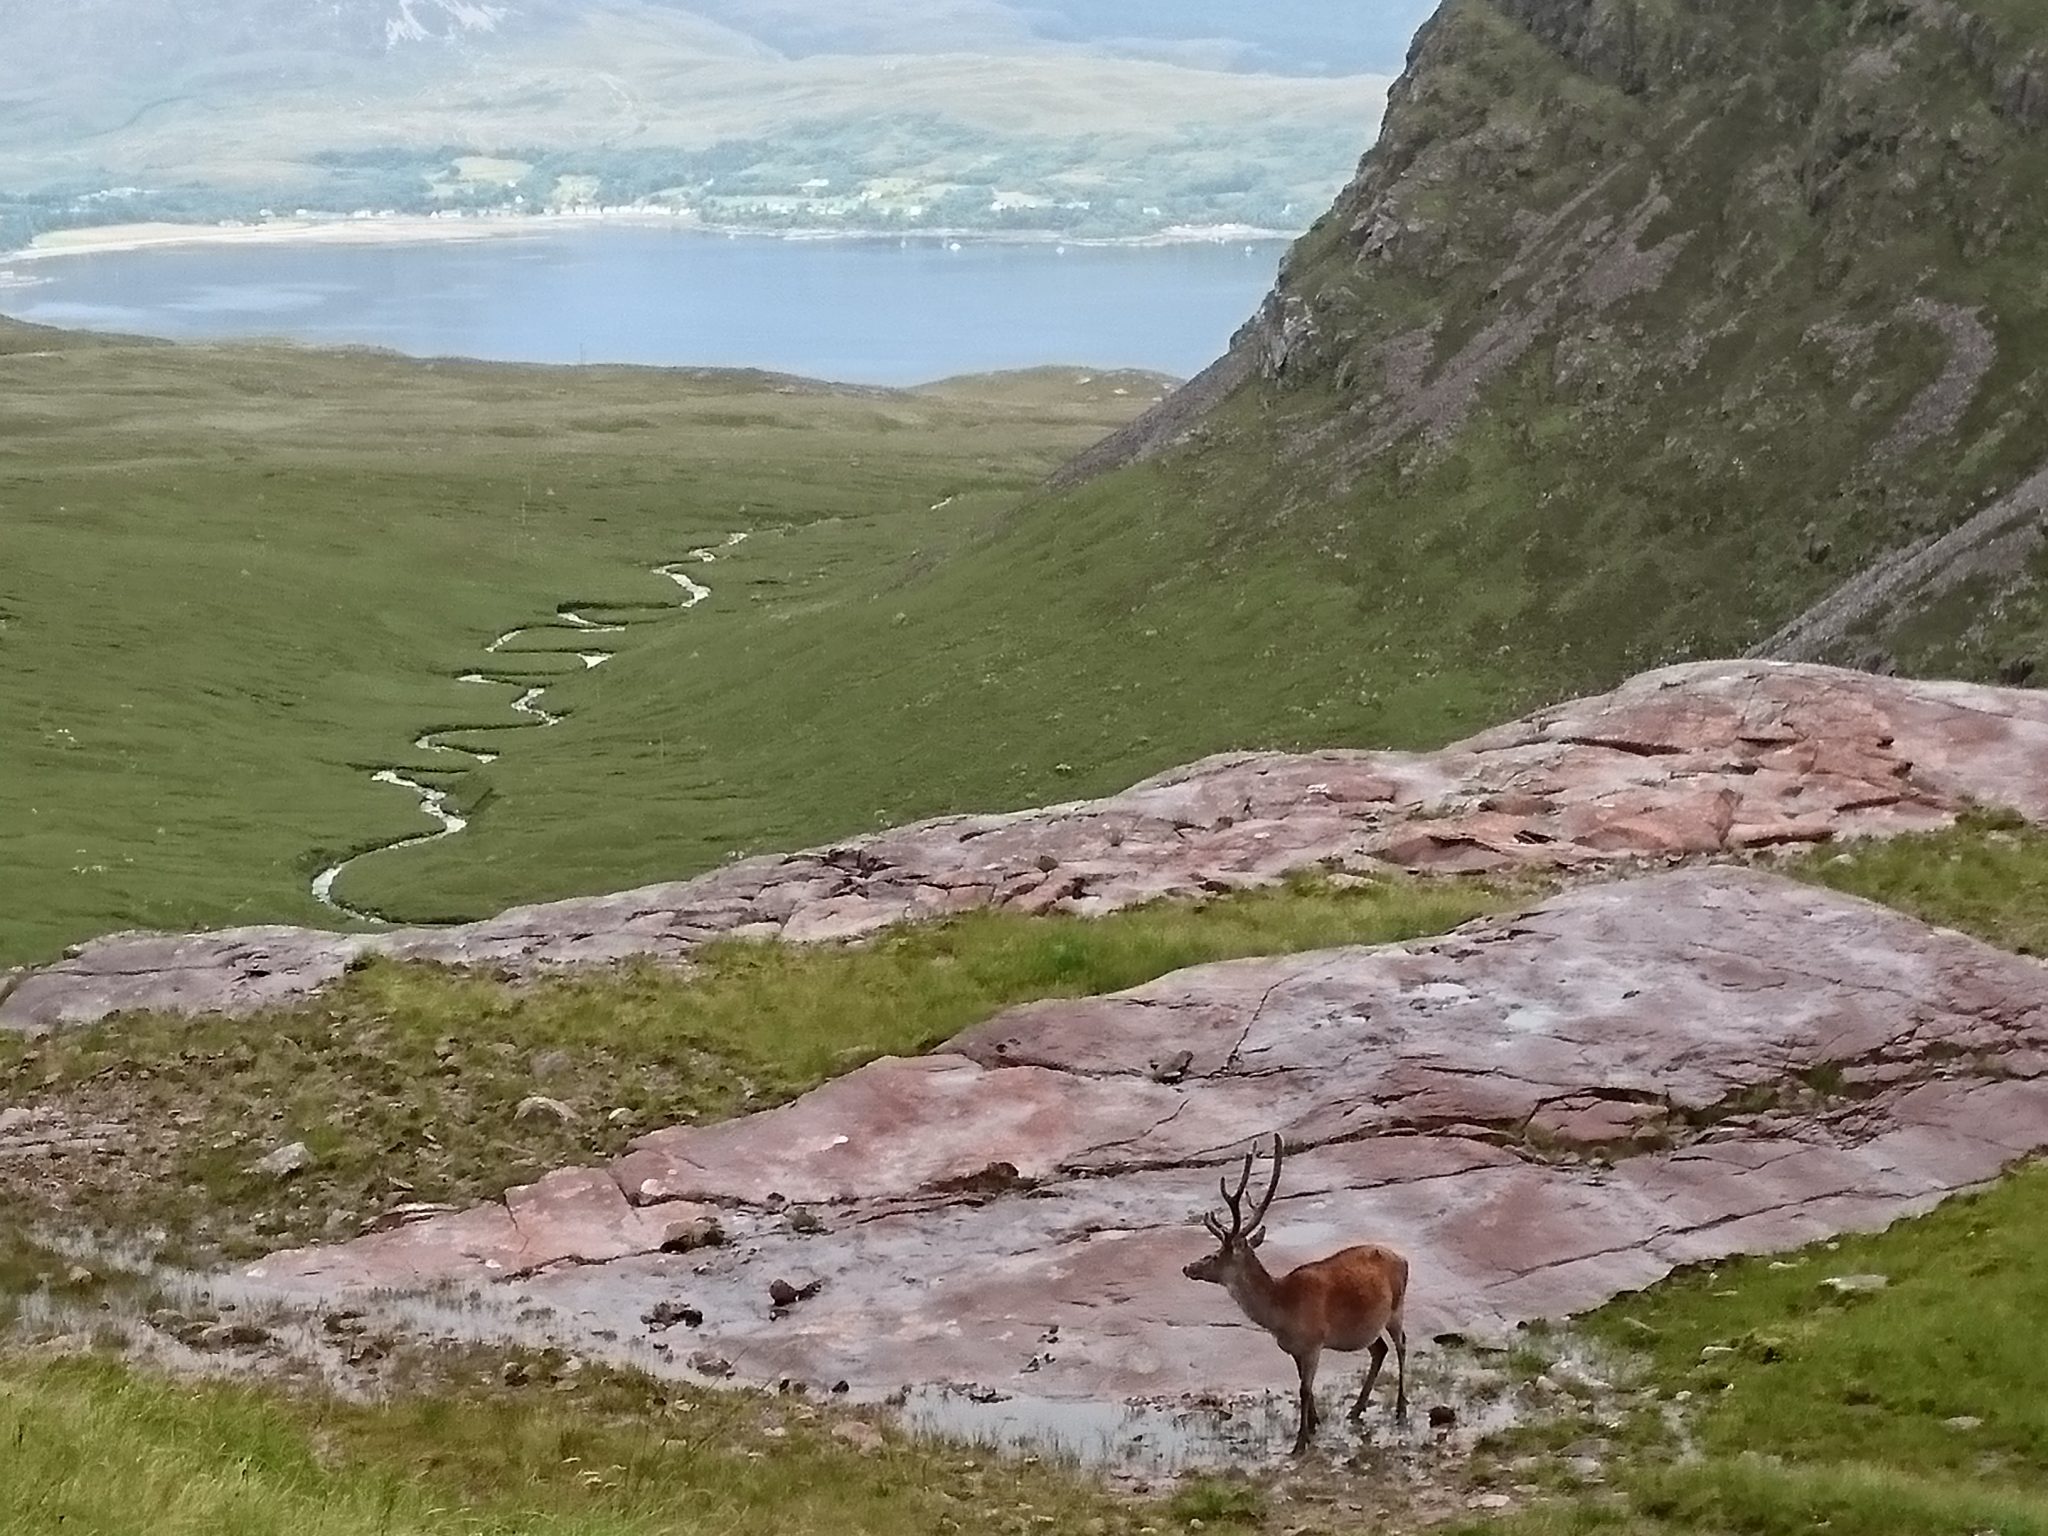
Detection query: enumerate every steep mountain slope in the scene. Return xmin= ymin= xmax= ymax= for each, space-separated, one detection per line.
xmin=1059 ymin=0 xmax=2048 ymax=687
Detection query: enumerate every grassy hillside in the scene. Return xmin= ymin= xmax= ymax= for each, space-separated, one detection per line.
xmin=0 ymin=318 xmax=1169 ymax=962
xmin=374 ymin=0 xmax=2048 ymax=924
xmin=1065 ymin=0 xmax=2048 ymax=685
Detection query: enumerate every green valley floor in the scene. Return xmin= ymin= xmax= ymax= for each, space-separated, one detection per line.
xmin=0 ymin=319 xmax=1195 ymax=963
xmin=3 ymin=309 xmax=1607 ymax=969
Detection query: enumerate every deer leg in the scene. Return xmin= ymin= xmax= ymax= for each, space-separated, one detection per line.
xmin=1391 ymin=1317 xmax=1409 ymax=1421
xmin=1291 ymin=1348 xmax=1321 ymax=1456
xmin=1350 ymin=1337 xmax=1389 ymax=1420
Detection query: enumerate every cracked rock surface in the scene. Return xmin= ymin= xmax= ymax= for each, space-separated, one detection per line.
xmin=11 ymin=660 xmax=2048 ymax=1032
xmin=242 ymin=868 xmax=2048 ymax=1400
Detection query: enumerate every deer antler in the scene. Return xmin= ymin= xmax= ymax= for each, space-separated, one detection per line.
xmin=1212 ymin=1133 xmax=1286 ymax=1241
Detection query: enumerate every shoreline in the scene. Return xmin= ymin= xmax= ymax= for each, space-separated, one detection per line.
xmin=2 ymin=210 xmax=1297 ymax=266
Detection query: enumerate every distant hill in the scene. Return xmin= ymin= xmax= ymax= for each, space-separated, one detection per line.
xmin=0 ymin=0 xmax=1431 ymax=246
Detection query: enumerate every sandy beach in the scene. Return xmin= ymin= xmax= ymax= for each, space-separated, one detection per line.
xmin=3 ymin=211 xmax=1292 ymax=266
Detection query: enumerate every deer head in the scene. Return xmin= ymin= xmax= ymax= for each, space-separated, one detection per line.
xmin=1183 ymin=1134 xmax=1285 ymax=1286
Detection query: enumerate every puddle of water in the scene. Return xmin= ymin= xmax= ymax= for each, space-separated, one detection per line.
xmin=896 ymin=1344 xmax=1530 ymax=1473
xmin=899 ymin=1386 xmax=1297 ymax=1472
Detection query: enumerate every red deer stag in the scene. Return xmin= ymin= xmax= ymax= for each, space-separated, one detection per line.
xmin=1182 ymin=1134 xmax=1409 ymax=1454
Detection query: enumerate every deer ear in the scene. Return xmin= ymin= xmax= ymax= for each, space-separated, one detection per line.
xmin=1248 ymin=1227 xmax=1266 ymax=1249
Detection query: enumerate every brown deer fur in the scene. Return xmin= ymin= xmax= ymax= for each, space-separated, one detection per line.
xmin=1182 ymin=1135 xmax=1409 ymax=1454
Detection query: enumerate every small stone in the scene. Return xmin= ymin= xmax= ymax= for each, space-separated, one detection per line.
xmin=1427 ymin=1404 xmax=1457 ymax=1430
xmin=642 ymin=1300 xmax=704 ymax=1332
xmin=1468 ymin=1494 xmax=1513 ymax=1511
xmin=1149 ymin=1050 xmax=1194 ymax=1084
xmin=1821 ymin=1273 xmax=1889 ymax=1296
xmin=689 ymin=1352 xmax=735 ymax=1378
xmin=659 ymin=1217 xmax=725 ymax=1252
xmin=607 ymin=1107 xmax=635 ymax=1127
xmin=1944 ymin=1415 xmax=1984 ymax=1431
xmin=832 ymin=1420 xmax=883 ymax=1452
xmin=501 ymin=1359 xmax=531 ymax=1386
xmin=529 ymin=1048 xmax=573 ymax=1082
xmin=769 ymin=1279 xmax=803 ymax=1309
xmin=63 ymin=1265 xmax=95 ymax=1289
xmin=1548 ymin=1359 xmax=1610 ymax=1391
xmin=196 ymin=1321 xmax=271 ymax=1351
xmin=514 ymin=1095 xmax=578 ymax=1126
xmin=1700 ymin=1345 xmax=1735 ymax=1360
xmin=248 ymin=1141 xmax=313 ymax=1179
xmin=0 ymin=1107 xmax=35 ymax=1134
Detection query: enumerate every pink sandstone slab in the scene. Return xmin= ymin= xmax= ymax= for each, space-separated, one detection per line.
xmin=11 ymin=660 xmax=2048 ymax=1032
xmin=240 ymin=867 xmax=2048 ymax=1403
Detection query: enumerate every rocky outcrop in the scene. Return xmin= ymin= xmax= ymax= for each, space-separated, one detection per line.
xmin=243 ymin=867 xmax=2048 ymax=1401
xmin=10 ymin=660 xmax=2048 ymax=1033
xmin=1043 ymin=316 xmax=1264 ymax=488
xmin=1759 ymin=466 xmax=2048 ymax=664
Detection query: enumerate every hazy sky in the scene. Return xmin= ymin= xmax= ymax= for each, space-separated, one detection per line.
xmin=1018 ymin=1 xmax=1443 ymax=74
xmin=680 ymin=0 xmax=1441 ymax=76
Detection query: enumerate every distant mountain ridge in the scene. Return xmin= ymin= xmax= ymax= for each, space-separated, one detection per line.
xmin=0 ymin=1 xmax=1428 ymax=246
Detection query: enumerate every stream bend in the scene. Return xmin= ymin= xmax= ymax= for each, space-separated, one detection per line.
xmin=311 ymin=533 xmax=747 ymax=920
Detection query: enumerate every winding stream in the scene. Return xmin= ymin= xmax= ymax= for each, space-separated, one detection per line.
xmin=311 ymin=533 xmax=747 ymax=920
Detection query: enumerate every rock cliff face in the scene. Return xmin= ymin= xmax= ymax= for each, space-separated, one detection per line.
xmin=1062 ymin=0 xmax=2048 ymax=686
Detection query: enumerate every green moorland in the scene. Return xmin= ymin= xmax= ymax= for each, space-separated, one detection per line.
xmin=24 ymin=0 xmax=2048 ymax=963
xmin=0 ymin=317 xmax=1177 ymax=964
xmin=0 ymin=311 xmax=1555 ymax=966
xmin=2 ymin=823 xmax=2046 ymax=1533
